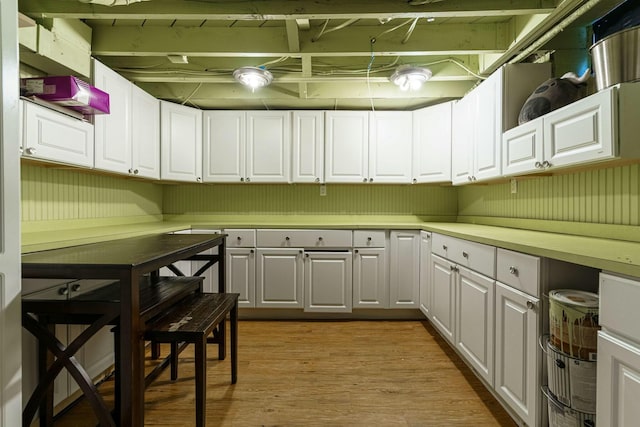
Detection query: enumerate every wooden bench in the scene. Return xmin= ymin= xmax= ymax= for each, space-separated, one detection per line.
xmin=144 ymin=292 xmax=239 ymax=427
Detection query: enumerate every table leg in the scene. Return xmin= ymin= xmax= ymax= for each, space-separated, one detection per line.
xmin=231 ymin=301 xmax=238 ymax=384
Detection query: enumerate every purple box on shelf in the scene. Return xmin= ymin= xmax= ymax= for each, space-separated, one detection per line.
xmin=21 ymin=76 xmax=110 ymax=115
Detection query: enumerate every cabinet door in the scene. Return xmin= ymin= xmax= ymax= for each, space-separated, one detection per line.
xmin=473 ymin=72 xmax=501 ymax=181
xmin=304 ymin=251 xmax=352 ymax=313
xmin=494 ymin=282 xmax=539 ymax=427
xmin=93 ymin=60 xmax=132 ymax=174
xmin=202 ymin=110 xmax=245 ymax=182
xmin=502 ymin=117 xmax=543 ymax=177
xmin=325 ymin=111 xmax=369 ymax=183
xmin=451 ymin=96 xmax=474 ymax=185
xmin=456 ymin=266 xmax=494 ymax=386
xmin=419 ymin=231 xmax=431 ymax=318
xmin=412 ymin=102 xmax=452 ymax=183
xmin=430 ymin=254 xmax=456 ymax=344
xmin=256 ymin=248 xmax=303 ymax=308
xmin=389 ymin=230 xmax=420 ymax=308
xmin=543 ymin=87 xmax=615 ymax=168
xmin=226 ymin=247 xmax=256 ymax=307
xmin=130 ymin=84 xmax=160 ymax=179
xmin=292 ymin=111 xmax=324 ymax=183
xmin=22 ymin=101 xmax=94 ymax=168
xmin=353 ymin=248 xmax=387 ymax=308
xmin=160 ymin=101 xmax=202 ymax=182
xmin=246 ymin=111 xmax=291 ymax=183
xmin=597 ymin=331 xmax=640 ymax=427
xmin=369 ymin=111 xmax=412 ymax=183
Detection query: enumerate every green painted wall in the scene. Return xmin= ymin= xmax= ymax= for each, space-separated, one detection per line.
xmin=458 ymin=164 xmax=640 ymax=225
xmin=162 ymin=183 xmax=458 ymax=216
xmin=21 ymin=163 xmax=163 ymax=222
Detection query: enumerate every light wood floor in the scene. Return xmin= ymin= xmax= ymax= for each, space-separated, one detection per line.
xmin=55 ymin=320 xmax=517 ymax=426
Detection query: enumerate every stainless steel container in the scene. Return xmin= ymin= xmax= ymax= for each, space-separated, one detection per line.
xmin=590 ymin=25 xmax=640 ymax=90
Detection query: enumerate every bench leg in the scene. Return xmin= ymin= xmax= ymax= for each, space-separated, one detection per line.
xmin=170 ymin=342 xmax=179 ymax=381
xmin=231 ymin=303 xmax=238 ymax=384
xmin=217 ymin=319 xmax=226 ymax=360
xmin=195 ymin=334 xmax=207 ymax=427
xmin=151 ymin=341 xmax=160 ymax=360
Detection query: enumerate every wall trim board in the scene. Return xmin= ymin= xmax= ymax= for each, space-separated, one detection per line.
xmin=457 ymin=216 xmax=640 ymax=244
xmin=21 ymin=214 xmax=164 ymax=234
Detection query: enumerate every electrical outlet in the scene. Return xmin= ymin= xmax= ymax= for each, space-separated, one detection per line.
xmin=320 ymin=184 xmax=327 ymax=196
xmin=510 ymin=179 xmax=517 ymax=194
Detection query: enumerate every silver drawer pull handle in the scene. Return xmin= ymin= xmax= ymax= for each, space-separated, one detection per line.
xmin=58 ymin=287 xmax=69 ymax=296
xmin=318 ymin=237 xmax=323 ymax=241
xmin=462 ymin=251 xmax=469 ymax=258
xmin=526 ymin=300 xmax=536 ymax=310
xmin=367 ymin=237 xmax=372 ymax=241
xmin=509 ymin=266 xmax=519 ymax=276
xmin=442 ymin=245 xmax=447 ymax=250
xmin=237 ymin=236 xmax=242 ymax=240
xmin=285 ymin=237 xmax=290 ymax=241
xmin=71 ymin=283 xmax=81 ymax=292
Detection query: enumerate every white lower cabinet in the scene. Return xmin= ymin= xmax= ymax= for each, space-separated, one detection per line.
xmin=597 ymin=272 xmax=640 ymax=427
xmin=494 ymin=281 xmax=539 ymax=427
xmin=353 ymin=247 xmax=387 ymax=308
xmin=455 ymin=266 xmax=494 ymax=386
xmin=418 ymin=231 xmax=432 ymax=318
xmin=226 ymin=248 xmax=256 ymax=307
xmin=430 ymin=254 xmax=456 ymax=344
xmin=256 ymin=248 xmax=304 ymax=308
xmin=304 ymin=251 xmax=353 ymax=313
xmin=389 ymin=230 xmax=420 ymax=308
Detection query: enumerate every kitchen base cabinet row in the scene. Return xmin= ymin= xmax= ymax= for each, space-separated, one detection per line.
xmin=422 ymin=232 xmax=600 ymax=427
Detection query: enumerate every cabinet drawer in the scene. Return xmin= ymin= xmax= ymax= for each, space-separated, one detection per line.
xmin=600 ymin=273 xmax=640 ymax=342
xmin=224 ymin=229 xmax=256 ymax=247
xmin=353 ymin=230 xmax=386 ymax=247
xmin=257 ymin=229 xmax=352 ymax=248
xmin=431 ymin=233 xmax=495 ymax=278
xmin=497 ymin=248 xmax=540 ymax=296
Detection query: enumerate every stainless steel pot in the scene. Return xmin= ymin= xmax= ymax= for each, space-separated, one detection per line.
xmin=590 ymin=25 xmax=640 ymax=90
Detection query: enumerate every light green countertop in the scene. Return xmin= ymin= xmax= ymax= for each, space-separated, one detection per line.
xmin=21 ymin=215 xmax=640 ymax=278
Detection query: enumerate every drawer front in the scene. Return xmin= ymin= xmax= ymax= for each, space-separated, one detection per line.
xmin=431 ymin=233 xmax=456 ymax=259
xmin=453 ymin=239 xmax=496 ymax=278
xmin=353 ymin=230 xmax=386 ymax=247
xmin=257 ymin=229 xmax=352 ymax=248
xmin=432 ymin=233 xmax=495 ymax=278
xmin=497 ymin=248 xmax=540 ymax=296
xmin=600 ymin=273 xmax=640 ymax=342
xmin=224 ymin=229 xmax=256 ymax=247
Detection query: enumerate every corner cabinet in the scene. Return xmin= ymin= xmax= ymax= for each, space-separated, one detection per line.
xmin=160 ymin=101 xmax=202 ymax=182
xmin=203 ymin=110 xmax=291 ymax=183
xmin=418 ymin=231 xmax=432 ymax=318
xmin=503 ymin=81 xmax=640 ymax=177
xmin=21 ymin=100 xmax=94 ymax=168
xmin=388 ymin=230 xmax=420 ymax=308
xmin=412 ymin=102 xmax=452 ymax=183
xmin=452 ymin=63 xmax=551 ymax=185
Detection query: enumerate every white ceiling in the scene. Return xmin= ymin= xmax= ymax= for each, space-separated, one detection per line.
xmin=19 ymin=0 xmax=623 ymax=110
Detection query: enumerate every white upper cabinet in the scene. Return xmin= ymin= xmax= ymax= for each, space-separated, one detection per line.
xmin=203 ymin=110 xmax=290 ymax=183
xmin=130 ymin=84 xmax=160 ymax=179
xmin=412 ymin=102 xmax=452 ymax=183
xmin=504 ymin=82 xmax=640 ymax=176
xmin=246 ymin=111 xmax=291 ymax=183
xmin=292 ymin=111 xmax=324 ymax=183
xmin=452 ymin=63 xmax=551 ymax=185
xmin=369 ymin=111 xmax=413 ymax=183
xmin=93 ymin=60 xmax=131 ymax=175
xmin=160 ymin=100 xmax=202 ymax=182
xmin=21 ymin=100 xmax=94 ymax=168
xmin=93 ymin=60 xmax=160 ymax=179
xmin=325 ymin=111 xmax=369 ymax=183
xmin=325 ymin=111 xmax=413 ymax=183
xmin=202 ymin=110 xmax=245 ymax=182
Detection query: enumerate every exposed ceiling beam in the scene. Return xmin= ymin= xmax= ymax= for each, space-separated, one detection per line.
xmin=90 ymin=23 xmax=509 ymax=57
xmin=20 ymin=0 xmax=555 ymax=20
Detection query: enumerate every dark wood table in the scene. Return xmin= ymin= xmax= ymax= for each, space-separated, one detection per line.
xmin=21 ymin=233 xmax=227 ymax=427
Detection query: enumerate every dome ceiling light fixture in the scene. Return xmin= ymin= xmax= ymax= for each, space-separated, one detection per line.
xmin=389 ymin=65 xmax=433 ymax=91
xmin=233 ymin=66 xmax=274 ymax=91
